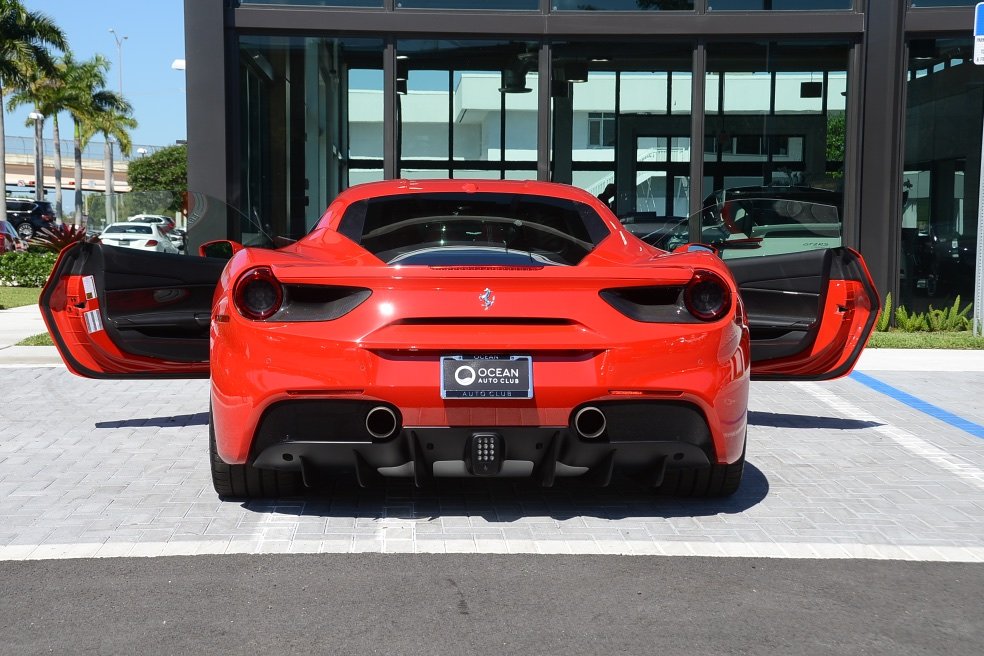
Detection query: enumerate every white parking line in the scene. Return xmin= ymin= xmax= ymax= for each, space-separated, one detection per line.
xmin=796 ymin=382 xmax=984 ymax=491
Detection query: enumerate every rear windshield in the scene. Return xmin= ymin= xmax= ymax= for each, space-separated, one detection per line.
xmin=337 ymin=192 xmax=609 ymax=266
xmin=105 ymin=225 xmax=152 ymax=235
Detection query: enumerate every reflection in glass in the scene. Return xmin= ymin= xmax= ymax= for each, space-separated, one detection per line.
xmin=704 ymin=41 xmax=850 ymax=259
xmin=708 ymin=0 xmax=850 ymax=9
xmin=397 ymin=40 xmax=539 ymax=180
xmin=551 ymin=41 xmax=692 ymax=221
xmin=397 ymin=0 xmax=537 ymax=7
xmin=901 ymin=38 xmax=982 ymax=314
xmin=239 ymin=0 xmax=382 ymax=5
xmin=552 ymin=0 xmax=694 ymax=9
xmin=239 ymin=35 xmax=383 ymax=239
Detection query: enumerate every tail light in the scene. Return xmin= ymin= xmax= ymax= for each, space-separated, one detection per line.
xmin=683 ymin=270 xmax=732 ymax=322
xmin=145 ymin=240 xmax=159 ymax=247
xmin=234 ymin=267 xmax=284 ymax=321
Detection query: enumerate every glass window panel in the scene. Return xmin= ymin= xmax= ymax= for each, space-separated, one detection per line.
xmin=910 ymin=0 xmax=979 ymax=6
xmin=708 ymin=0 xmax=851 ymax=9
xmin=239 ymin=35 xmax=383 ymax=240
xmin=400 ymin=70 xmax=450 ymax=167
xmin=239 ymin=0 xmax=382 ymax=5
xmin=552 ymin=0 xmax=694 ymax=8
xmin=901 ymin=37 xmax=982 ymax=314
xmin=398 ymin=0 xmax=537 ymax=7
xmin=671 ymin=72 xmax=692 ymax=114
xmin=451 ymin=169 xmax=501 ymax=179
xmin=505 ymin=73 xmax=539 ymax=162
xmin=620 ymin=73 xmax=669 ymax=115
xmin=723 ymin=73 xmax=771 ymax=113
xmin=705 ymin=41 xmax=849 ymax=259
xmin=572 ymin=74 xmax=616 ymax=162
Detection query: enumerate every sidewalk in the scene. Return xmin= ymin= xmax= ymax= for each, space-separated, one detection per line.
xmin=3 ymin=303 xmax=984 ymax=370
xmin=0 ymin=304 xmax=59 ymax=367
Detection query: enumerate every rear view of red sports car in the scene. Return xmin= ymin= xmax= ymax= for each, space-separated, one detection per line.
xmin=40 ymin=180 xmax=878 ymax=499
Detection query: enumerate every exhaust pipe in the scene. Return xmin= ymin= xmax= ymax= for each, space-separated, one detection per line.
xmin=573 ymin=406 xmax=606 ymax=439
xmin=366 ymin=406 xmax=399 ymax=440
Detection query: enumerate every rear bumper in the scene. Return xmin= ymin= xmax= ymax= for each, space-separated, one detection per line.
xmin=247 ymin=399 xmax=716 ymax=486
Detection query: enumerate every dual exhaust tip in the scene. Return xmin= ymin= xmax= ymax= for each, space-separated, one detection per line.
xmin=367 ymin=404 xmax=607 ymax=441
xmin=573 ymin=406 xmax=606 ymax=440
xmin=366 ymin=406 xmax=399 ymax=440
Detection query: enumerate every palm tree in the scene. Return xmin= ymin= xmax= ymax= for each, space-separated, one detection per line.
xmin=7 ymin=56 xmax=66 ymax=217
xmin=80 ymin=106 xmax=136 ymax=225
xmin=62 ymin=53 xmax=128 ymax=224
xmin=0 ymin=0 xmax=65 ymax=221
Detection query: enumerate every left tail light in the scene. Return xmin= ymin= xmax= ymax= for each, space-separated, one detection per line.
xmin=234 ymin=267 xmax=284 ymax=321
xmin=233 ymin=267 xmax=372 ymax=322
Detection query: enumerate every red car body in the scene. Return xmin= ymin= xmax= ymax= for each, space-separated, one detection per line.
xmin=40 ymin=180 xmax=878 ymax=498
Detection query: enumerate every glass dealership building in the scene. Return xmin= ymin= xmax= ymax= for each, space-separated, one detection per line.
xmin=185 ymin=0 xmax=984 ymax=311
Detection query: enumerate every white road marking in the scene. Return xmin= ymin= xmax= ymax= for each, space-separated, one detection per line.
xmin=796 ymin=382 xmax=984 ymax=491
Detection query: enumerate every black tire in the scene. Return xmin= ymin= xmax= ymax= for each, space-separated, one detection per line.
xmin=209 ymin=413 xmax=304 ymax=499
xmin=15 ymin=221 xmax=34 ymax=240
xmin=655 ymin=450 xmax=745 ymax=498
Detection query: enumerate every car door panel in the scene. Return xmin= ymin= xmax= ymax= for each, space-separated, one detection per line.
xmin=730 ymin=248 xmax=878 ymax=381
xmin=41 ymin=241 xmax=224 ymax=379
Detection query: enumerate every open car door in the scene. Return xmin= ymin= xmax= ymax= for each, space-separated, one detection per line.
xmin=728 ymin=247 xmax=879 ymax=381
xmin=41 ymin=241 xmax=224 ymax=379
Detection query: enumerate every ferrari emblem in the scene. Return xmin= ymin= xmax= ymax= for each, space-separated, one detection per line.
xmin=479 ymin=288 xmax=495 ymax=310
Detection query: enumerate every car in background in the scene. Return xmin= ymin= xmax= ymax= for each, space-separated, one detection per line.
xmin=99 ymin=222 xmax=179 ymax=253
xmin=0 ymin=220 xmax=27 ymax=253
xmin=4 ymin=198 xmax=57 ymax=240
xmin=128 ymin=214 xmax=176 ymax=233
xmin=128 ymin=214 xmax=183 ymax=251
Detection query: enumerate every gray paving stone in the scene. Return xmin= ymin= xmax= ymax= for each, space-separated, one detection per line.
xmin=1 ymin=368 xmax=984 ymax=560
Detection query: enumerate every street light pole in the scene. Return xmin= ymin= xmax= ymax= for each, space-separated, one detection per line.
xmin=28 ymin=111 xmax=44 ymax=201
xmin=108 ymin=28 xmax=128 ymax=95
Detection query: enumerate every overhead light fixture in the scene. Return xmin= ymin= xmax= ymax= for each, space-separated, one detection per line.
xmin=397 ymin=59 xmax=409 ymax=82
xmin=396 ymin=79 xmax=408 ymax=95
xmin=499 ymin=66 xmax=531 ymax=94
xmin=800 ymin=81 xmax=823 ymax=98
xmin=566 ymin=62 xmax=589 ymax=83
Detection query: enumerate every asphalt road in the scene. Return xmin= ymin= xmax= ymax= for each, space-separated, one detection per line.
xmin=1 ymin=555 xmax=980 ymax=655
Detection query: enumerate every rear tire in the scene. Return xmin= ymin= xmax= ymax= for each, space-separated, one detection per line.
xmin=209 ymin=412 xmax=303 ymax=499
xmin=655 ymin=448 xmax=745 ymax=498
xmin=16 ymin=222 xmax=34 ymax=240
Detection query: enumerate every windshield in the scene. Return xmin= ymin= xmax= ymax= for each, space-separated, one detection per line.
xmin=337 ymin=192 xmax=609 ymax=266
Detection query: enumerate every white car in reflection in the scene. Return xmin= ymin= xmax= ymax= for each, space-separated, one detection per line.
xmin=99 ymin=222 xmax=179 ymax=253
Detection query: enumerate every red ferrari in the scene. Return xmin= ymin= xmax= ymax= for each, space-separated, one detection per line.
xmin=40 ymin=180 xmax=877 ymax=499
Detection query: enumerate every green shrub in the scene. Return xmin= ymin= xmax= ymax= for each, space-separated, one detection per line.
xmin=876 ymin=292 xmax=892 ymax=332
xmin=0 ymin=251 xmax=58 ymax=287
xmin=895 ymin=305 xmax=928 ymax=332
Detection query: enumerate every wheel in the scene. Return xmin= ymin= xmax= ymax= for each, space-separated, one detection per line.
xmin=16 ymin=222 xmax=35 ymax=240
xmin=655 ymin=445 xmax=745 ymax=498
xmin=209 ymin=411 xmax=303 ymax=499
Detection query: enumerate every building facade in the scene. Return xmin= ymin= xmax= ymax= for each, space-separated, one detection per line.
xmin=185 ymin=0 xmax=984 ymax=312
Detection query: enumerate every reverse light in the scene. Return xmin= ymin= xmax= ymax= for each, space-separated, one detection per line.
xmin=683 ymin=271 xmax=732 ymax=322
xmin=234 ymin=267 xmax=284 ymax=320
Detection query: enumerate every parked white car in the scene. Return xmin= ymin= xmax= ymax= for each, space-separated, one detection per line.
xmin=99 ymin=222 xmax=179 ymax=253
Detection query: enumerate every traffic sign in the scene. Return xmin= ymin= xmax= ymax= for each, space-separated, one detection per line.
xmin=976 ymin=3 xmax=984 ymax=64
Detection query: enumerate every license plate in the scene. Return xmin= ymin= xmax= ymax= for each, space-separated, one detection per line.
xmin=441 ymin=355 xmax=533 ymax=399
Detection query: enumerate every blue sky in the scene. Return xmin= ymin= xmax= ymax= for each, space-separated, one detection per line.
xmin=7 ymin=1 xmax=185 ymax=148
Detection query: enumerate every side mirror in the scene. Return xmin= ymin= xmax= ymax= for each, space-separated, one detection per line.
xmin=673 ymin=243 xmax=718 ymax=255
xmin=199 ymin=239 xmax=244 ymax=260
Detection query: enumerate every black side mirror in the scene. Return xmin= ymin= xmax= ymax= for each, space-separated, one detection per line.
xmin=199 ymin=239 xmax=243 ymax=260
